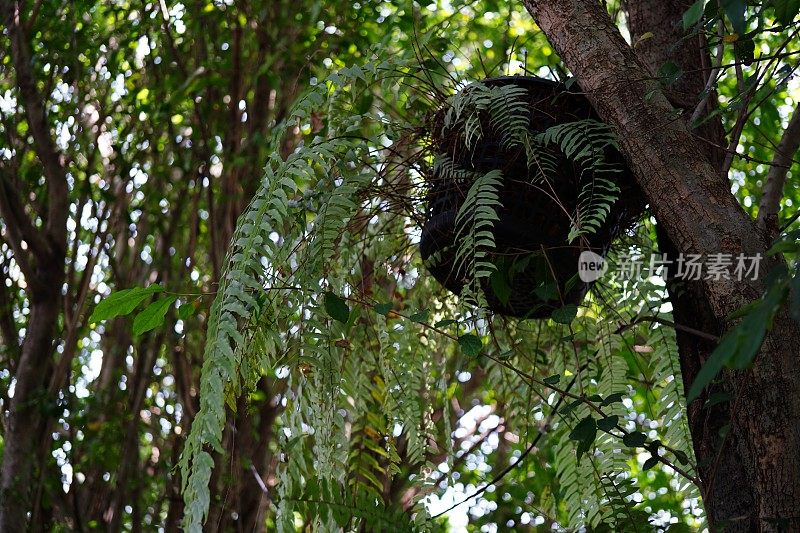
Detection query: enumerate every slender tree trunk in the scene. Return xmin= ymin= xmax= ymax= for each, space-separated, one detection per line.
xmin=521 ymin=0 xmax=800 ymax=529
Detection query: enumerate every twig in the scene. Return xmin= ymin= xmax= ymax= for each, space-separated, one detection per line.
xmin=250 ymin=464 xmax=270 ymax=495
xmin=757 ymin=105 xmax=800 ymax=237
xmin=615 ymin=315 xmax=720 ymax=342
xmin=427 ymin=374 xmax=579 ymax=521
xmin=690 ymin=20 xmax=724 ymax=126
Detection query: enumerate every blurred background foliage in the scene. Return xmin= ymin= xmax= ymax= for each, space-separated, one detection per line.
xmin=0 ymin=0 xmax=798 ymax=531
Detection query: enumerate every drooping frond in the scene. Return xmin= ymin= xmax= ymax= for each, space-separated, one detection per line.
xmin=180 ymin=56 xmax=702 ymax=532
xmin=537 ymin=119 xmax=622 ymax=242
xmin=454 ymin=169 xmax=504 ymax=307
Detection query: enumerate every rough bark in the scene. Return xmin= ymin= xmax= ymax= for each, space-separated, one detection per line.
xmin=521 ymin=0 xmax=800 ymax=529
xmin=627 ymin=0 xmax=756 ymax=526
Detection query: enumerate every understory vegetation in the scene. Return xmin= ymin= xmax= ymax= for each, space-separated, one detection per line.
xmin=0 ymin=0 xmax=798 ymax=531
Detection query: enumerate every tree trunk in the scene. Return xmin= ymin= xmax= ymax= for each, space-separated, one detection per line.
xmin=521 ymin=0 xmax=800 ymax=529
xmin=0 ymin=297 xmax=61 ymax=531
xmin=627 ymin=0 xmax=757 ymax=526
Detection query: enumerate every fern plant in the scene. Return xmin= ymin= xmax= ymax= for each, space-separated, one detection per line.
xmin=537 ymin=119 xmax=623 ymax=241
xmin=179 ymin=51 xmax=703 ymax=532
xmin=439 ymin=81 xmax=623 ymax=244
xmin=453 ymin=168 xmax=504 ymax=306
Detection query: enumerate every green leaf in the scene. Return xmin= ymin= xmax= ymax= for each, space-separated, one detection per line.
xmin=689 ymin=281 xmax=787 ymax=401
xmin=767 ymin=239 xmax=800 ymax=256
xmin=534 ymin=282 xmax=559 ymax=301
xmin=731 ymin=318 xmax=769 ymax=369
xmin=178 ymin=303 xmax=194 ymax=321
xmin=324 ymin=292 xmax=350 ymax=323
xmin=543 ymin=374 xmax=561 ymax=386
xmin=497 ymin=349 xmax=514 ymax=360
xmin=643 ymin=456 xmax=659 ymax=470
xmin=770 ymin=0 xmax=800 ymax=25
xmin=489 ymin=269 xmax=512 ymax=306
xmin=569 ymin=416 xmax=596 ymax=442
xmin=551 ymin=304 xmax=578 ymax=324
xmin=133 ymin=295 xmax=177 ymax=335
xmin=673 ymin=449 xmax=690 ymax=465
xmin=725 ymin=300 xmax=759 ymax=320
xmin=622 ymin=432 xmax=647 ymax=447
xmin=374 ymin=302 xmax=393 ymax=316
xmin=561 ymin=399 xmax=583 ymax=415
xmin=722 ymin=0 xmax=746 ymax=36
xmin=457 ymin=334 xmax=482 ymax=357
xmin=597 ymin=415 xmax=619 ymax=432
xmin=410 ymin=309 xmax=430 ymax=323
xmin=601 ymin=392 xmax=625 ymax=406
xmin=570 ymin=416 xmax=597 ymax=460
xmin=88 ymin=285 xmax=163 ymax=324
xmin=767 ymin=233 xmax=800 ymax=256
xmin=687 ymin=331 xmax=739 ymax=402
xmin=682 ymin=0 xmax=707 ymax=29
xmin=657 ymin=61 xmax=683 ymax=86
xmin=434 ymin=319 xmax=458 ymax=328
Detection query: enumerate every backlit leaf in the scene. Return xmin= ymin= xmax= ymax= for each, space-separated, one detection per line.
xmin=89 ymin=285 xmax=164 ymax=324
xmin=133 ymin=295 xmax=177 ymax=335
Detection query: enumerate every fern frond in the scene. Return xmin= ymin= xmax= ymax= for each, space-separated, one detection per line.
xmin=537 ymin=119 xmax=622 ymax=241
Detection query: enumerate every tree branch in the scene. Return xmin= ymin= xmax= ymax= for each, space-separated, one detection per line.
xmin=0 ymin=166 xmax=46 ymax=280
xmin=689 ymin=20 xmax=724 ymax=126
xmin=1 ymin=0 xmax=68 ymax=257
xmin=756 ymin=105 xmax=800 ymax=237
xmin=0 ymin=261 xmax=20 ymax=366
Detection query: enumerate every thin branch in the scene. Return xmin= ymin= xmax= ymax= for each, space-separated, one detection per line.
xmin=615 ymin=315 xmax=720 ymax=342
xmin=427 ymin=374 xmax=578 ymax=521
xmin=690 ymin=20 xmax=724 ymax=126
xmin=0 ymin=261 xmax=20 ymax=366
xmin=0 ymin=166 xmax=48 ymax=279
xmin=757 ymin=105 xmax=800 ymax=237
xmin=721 ymin=84 xmax=757 ymax=175
xmin=721 ymin=27 xmax=800 ymax=175
xmin=249 ymin=464 xmax=269 ymax=495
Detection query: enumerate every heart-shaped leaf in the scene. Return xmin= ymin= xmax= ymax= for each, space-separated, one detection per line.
xmin=324 ymin=292 xmax=350 ymax=323
xmin=457 ymin=334 xmax=482 ymax=357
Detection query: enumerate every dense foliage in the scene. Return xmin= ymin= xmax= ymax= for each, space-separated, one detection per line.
xmin=1 ymin=0 xmax=798 ymax=531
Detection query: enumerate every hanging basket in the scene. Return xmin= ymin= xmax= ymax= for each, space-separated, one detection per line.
xmin=419 ymin=76 xmax=644 ymax=318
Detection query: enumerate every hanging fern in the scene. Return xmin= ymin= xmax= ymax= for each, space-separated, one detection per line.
xmin=442 ymin=81 xmax=623 ymax=244
xmin=538 ymin=119 xmax=622 ymax=242
xmin=453 ymin=168 xmax=504 ymax=307
xmin=179 ymin=51 xmax=703 ymax=532
xmin=286 ymin=477 xmax=414 ymax=532
xmin=443 ymin=83 xmax=530 ymax=150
